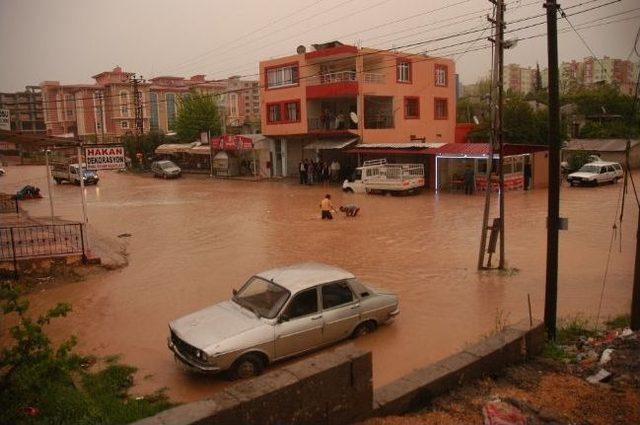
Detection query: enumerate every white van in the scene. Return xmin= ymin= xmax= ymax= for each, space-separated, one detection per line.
xmin=567 ymin=161 xmax=623 ymax=186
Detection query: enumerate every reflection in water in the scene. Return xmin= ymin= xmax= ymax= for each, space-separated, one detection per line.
xmin=2 ymin=166 xmax=635 ymax=402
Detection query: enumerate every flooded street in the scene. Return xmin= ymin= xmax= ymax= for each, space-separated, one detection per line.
xmin=1 ymin=165 xmax=636 ymax=402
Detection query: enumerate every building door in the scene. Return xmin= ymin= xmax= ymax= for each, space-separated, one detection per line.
xmin=274 ymin=140 xmax=283 ymax=177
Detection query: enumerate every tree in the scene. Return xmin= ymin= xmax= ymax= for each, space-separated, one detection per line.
xmin=122 ymin=131 xmax=169 ymax=169
xmin=175 ymin=94 xmax=222 ymax=141
xmin=534 ymin=62 xmax=543 ymax=93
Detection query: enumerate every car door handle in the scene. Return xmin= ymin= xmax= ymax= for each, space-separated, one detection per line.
xmin=311 ymin=315 xmax=323 ymax=321
xmin=350 ymin=304 xmax=360 ymax=310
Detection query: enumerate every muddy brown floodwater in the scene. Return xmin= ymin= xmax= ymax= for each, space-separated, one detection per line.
xmin=1 ymin=166 xmax=636 ymax=402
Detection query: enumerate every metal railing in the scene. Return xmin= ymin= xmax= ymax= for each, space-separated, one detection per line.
xmin=0 ymin=194 xmax=19 ymax=214
xmin=308 ymin=117 xmax=358 ymax=131
xmin=0 ymin=223 xmax=85 ymax=264
xmin=362 ymin=73 xmax=385 ymax=84
xmin=307 ymin=71 xmax=386 ymax=85
xmin=364 ymin=114 xmax=394 ymax=129
xmin=307 ymin=71 xmax=356 ymax=86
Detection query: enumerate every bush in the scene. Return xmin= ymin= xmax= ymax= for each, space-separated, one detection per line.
xmin=0 ymin=283 xmax=172 ymax=424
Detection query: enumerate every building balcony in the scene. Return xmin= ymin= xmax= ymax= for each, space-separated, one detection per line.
xmin=305 ymin=71 xmax=386 ymax=99
xmin=307 ymin=117 xmax=358 ymax=133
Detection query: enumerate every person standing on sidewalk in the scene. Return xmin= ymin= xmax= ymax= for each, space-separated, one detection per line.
xmin=320 ymin=194 xmax=335 ymax=220
xmin=299 ymin=160 xmax=307 ymax=184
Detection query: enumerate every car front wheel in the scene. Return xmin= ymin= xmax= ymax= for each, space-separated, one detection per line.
xmin=229 ymin=353 xmax=265 ymax=380
xmin=352 ymin=320 xmax=377 ymax=338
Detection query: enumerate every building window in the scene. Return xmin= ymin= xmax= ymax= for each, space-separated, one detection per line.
xmin=166 ymin=93 xmax=176 ymax=130
xmin=229 ymin=93 xmax=238 ymax=116
xmin=149 ymin=92 xmax=159 ymax=130
xmin=435 ymin=65 xmax=448 ymax=87
xmin=121 ymin=121 xmax=129 ymax=129
xmin=285 ymin=101 xmax=299 ymax=122
xmin=120 ymin=91 xmax=129 ymax=116
xmin=434 ymin=98 xmax=448 ymax=120
xmin=267 ymin=103 xmax=281 ymax=123
xmin=404 ymin=97 xmax=420 ymax=119
xmin=266 ymin=64 xmax=299 ymax=88
xmin=397 ymin=60 xmax=411 ymax=83
xmin=266 ymin=100 xmax=300 ymax=124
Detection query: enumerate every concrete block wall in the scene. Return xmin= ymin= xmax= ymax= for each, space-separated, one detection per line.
xmin=133 ymin=344 xmax=372 ymax=425
xmin=372 ymin=319 xmax=545 ymax=417
xmin=134 ymin=320 xmax=544 ymax=425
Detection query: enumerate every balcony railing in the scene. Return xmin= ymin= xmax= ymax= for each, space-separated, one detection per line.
xmin=364 ymin=114 xmax=394 ymax=129
xmin=308 ymin=117 xmax=357 ymax=131
xmin=307 ymin=71 xmax=356 ymax=86
xmin=362 ymin=73 xmax=385 ymax=84
xmin=307 ymin=71 xmax=386 ymax=86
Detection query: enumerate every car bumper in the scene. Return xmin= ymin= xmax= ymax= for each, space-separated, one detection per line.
xmin=167 ymin=338 xmax=221 ymax=373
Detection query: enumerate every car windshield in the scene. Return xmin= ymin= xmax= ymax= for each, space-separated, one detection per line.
xmin=159 ymin=161 xmax=175 ymax=169
xmin=579 ymin=165 xmax=599 ymax=173
xmin=233 ymin=276 xmax=290 ymax=319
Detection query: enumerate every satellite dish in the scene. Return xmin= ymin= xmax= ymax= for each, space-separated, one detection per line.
xmin=296 ymin=45 xmax=307 ymax=54
xmin=350 ymin=112 xmax=359 ymax=124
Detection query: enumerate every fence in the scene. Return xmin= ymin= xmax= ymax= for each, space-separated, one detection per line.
xmin=0 ymin=223 xmax=85 ymax=264
xmin=0 ymin=194 xmax=18 ymax=214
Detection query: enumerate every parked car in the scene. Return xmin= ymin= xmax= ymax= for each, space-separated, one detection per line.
xmin=567 ymin=161 xmax=623 ymax=186
xmin=52 ymin=163 xmax=99 ymax=185
xmin=168 ymin=263 xmax=399 ymax=379
xmin=151 ymin=160 xmax=181 ymax=179
xmin=342 ymin=159 xmax=424 ymax=195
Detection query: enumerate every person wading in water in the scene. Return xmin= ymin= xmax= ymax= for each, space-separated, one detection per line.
xmin=320 ymin=194 xmax=336 ymax=220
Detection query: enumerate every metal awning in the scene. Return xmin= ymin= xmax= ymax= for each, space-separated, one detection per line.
xmin=304 ymin=138 xmax=358 ymax=150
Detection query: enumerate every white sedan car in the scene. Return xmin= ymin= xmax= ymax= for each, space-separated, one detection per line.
xmin=567 ymin=161 xmax=623 ymax=186
xmin=168 ymin=263 xmax=399 ymax=379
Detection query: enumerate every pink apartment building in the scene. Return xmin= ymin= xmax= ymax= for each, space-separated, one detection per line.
xmin=41 ymin=67 xmax=260 ymax=142
xmin=259 ymin=41 xmax=456 ymax=177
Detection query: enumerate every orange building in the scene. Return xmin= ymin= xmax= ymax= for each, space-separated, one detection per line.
xmin=259 ymin=41 xmax=456 ymax=177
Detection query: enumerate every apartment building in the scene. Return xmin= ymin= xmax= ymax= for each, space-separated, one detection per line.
xmin=41 ymin=67 xmax=260 ymax=141
xmin=541 ymin=57 xmax=639 ymax=94
xmin=503 ymin=64 xmax=538 ymax=95
xmin=0 ymin=86 xmax=45 ymax=133
xmin=259 ymin=41 xmax=456 ymax=177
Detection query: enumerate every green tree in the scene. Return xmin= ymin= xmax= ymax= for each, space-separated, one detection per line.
xmin=122 ymin=131 xmax=169 ymax=169
xmin=175 ymin=94 xmax=222 ymax=141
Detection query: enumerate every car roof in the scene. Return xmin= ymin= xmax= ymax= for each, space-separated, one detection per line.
xmin=585 ymin=161 xmax=620 ymax=166
xmin=255 ymin=262 xmax=354 ymax=293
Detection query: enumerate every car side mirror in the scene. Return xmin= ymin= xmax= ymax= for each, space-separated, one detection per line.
xmin=278 ymin=314 xmax=289 ymax=323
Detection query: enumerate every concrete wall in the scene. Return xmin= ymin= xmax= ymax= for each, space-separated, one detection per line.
xmin=133 ymin=345 xmax=372 ymax=425
xmin=372 ymin=319 xmax=545 ymax=416
xmin=135 ymin=320 xmax=544 ymax=425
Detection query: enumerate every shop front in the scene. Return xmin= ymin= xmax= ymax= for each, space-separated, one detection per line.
xmin=210 ymin=134 xmax=272 ymax=179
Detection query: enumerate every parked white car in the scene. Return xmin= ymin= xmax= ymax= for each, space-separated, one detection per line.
xmin=168 ymin=263 xmax=399 ymax=379
xmin=567 ymin=161 xmax=623 ymax=186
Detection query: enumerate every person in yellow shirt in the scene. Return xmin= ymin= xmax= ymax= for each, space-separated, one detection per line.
xmin=320 ymin=194 xmax=335 ymax=220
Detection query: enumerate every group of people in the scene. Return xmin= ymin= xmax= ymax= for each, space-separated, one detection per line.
xmin=299 ymin=159 xmax=342 ymax=185
xmin=320 ymin=194 xmax=360 ymax=220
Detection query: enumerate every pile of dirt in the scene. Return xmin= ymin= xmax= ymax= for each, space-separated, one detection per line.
xmin=362 ymin=328 xmax=640 ymax=425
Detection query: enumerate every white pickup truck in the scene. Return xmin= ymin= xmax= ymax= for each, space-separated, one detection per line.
xmin=342 ymin=159 xmax=425 ymax=195
xmin=51 ymin=163 xmax=99 ymax=185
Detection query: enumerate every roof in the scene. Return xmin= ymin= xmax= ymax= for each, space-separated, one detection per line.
xmin=564 ymin=139 xmax=639 ymax=152
xmin=347 ymin=143 xmax=548 ymax=156
xmin=256 ymin=263 xmax=354 ymax=293
xmin=304 ymin=138 xmax=358 ymax=150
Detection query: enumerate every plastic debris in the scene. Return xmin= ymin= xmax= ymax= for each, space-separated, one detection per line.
xmin=482 ymin=399 xmax=527 ymax=425
xmin=586 ymin=369 xmax=611 ymax=384
xmin=620 ymin=328 xmax=634 ymax=338
xmin=599 ymin=348 xmax=614 ymax=365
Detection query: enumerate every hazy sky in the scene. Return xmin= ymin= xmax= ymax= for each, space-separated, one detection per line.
xmin=0 ymin=0 xmax=638 ymax=91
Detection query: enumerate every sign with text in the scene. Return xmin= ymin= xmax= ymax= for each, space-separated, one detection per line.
xmin=0 ymin=109 xmax=10 ymax=131
xmin=85 ymin=145 xmax=125 ymax=170
xmin=211 ymin=135 xmax=254 ymax=150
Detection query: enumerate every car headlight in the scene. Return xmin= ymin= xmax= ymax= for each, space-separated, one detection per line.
xmin=195 ymin=350 xmax=208 ymax=361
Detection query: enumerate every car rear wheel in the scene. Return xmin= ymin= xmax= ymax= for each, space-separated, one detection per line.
xmin=229 ymin=353 xmax=265 ymax=380
xmin=352 ymin=320 xmax=377 ymax=338
xmin=344 ymin=187 xmax=354 ymax=193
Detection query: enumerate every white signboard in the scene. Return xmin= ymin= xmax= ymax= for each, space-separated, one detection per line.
xmin=0 ymin=109 xmax=10 ymax=131
xmin=85 ymin=145 xmax=125 ymax=170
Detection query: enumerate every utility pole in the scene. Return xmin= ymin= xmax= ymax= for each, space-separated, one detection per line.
xmin=629 ymin=139 xmax=640 ymax=330
xmin=544 ymin=0 xmax=561 ymax=340
xmin=129 ymin=73 xmax=145 ymax=166
xmin=478 ymin=0 xmax=506 ymax=270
